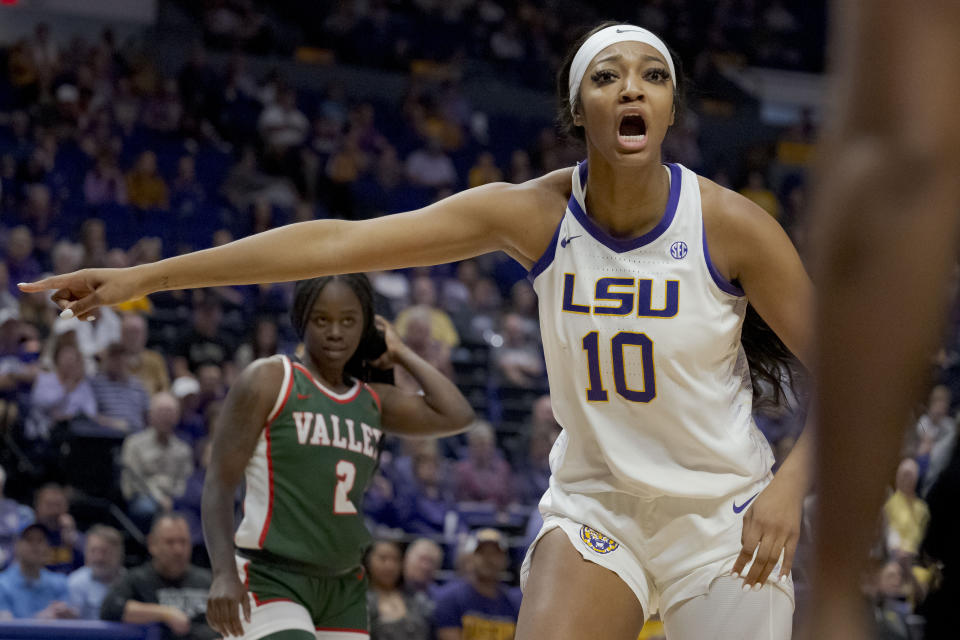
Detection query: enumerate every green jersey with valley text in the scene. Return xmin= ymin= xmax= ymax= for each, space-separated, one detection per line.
xmin=234 ymin=355 xmax=384 ymax=573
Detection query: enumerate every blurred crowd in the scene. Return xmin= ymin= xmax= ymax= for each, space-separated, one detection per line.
xmin=0 ymin=6 xmax=953 ymax=640
xmin=187 ymin=0 xmax=826 ymax=84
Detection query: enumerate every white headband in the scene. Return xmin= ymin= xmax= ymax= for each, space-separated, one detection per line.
xmin=568 ymin=24 xmax=675 ymax=114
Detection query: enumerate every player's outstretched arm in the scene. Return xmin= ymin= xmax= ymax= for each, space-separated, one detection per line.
xmin=18 ymin=180 xmax=554 ymax=319
xmin=202 ymin=357 xmax=284 ymax=638
xmin=369 ymin=316 xmax=475 ymax=437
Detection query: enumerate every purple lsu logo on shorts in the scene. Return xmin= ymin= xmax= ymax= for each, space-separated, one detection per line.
xmin=579 ymin=525 xmax=620 ymax=555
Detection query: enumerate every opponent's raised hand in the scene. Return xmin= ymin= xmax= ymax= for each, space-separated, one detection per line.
xmin=18 ymin=267 xmax=146 ymax=320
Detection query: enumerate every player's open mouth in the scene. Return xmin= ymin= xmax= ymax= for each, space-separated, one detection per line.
xmin=618 ymin=114 xmax=647 ymax=149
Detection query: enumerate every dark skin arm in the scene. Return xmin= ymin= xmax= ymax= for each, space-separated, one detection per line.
xmin=370 ymin=317 xmax=475 ymax=437
xmin=202 ymin=357 xmax=284 ymax=638
xmin=808 ymin=2 xmax=960 ymax=638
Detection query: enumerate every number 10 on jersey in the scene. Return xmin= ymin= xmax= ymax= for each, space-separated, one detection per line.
xmin=582 ymin=331 xmax=656 ymax=403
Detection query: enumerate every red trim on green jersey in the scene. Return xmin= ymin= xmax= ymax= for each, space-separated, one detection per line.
xmin=292 ymin=363 xmax=362 ymax=404
xmin=257 ymin=368 xmax=295 ymax=547
xmin=363 ymin=383 xmax=381 ymax=412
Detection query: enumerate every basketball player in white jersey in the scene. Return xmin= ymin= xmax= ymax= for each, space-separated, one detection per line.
xmin=22 ymin=23 xmax=812 ymax=639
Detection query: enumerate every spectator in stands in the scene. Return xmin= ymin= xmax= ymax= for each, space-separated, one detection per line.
xmin=516 ymin=397 xmax=561 ymax=505
xmin=396 ymin=442 xmax=459 ymax=538
xmin=32 ymin=484 xmax=83 ymax=574
xmin=325 ymin=130 xmax=369 ymax=219
xmin=170 ymin=375 xmax=205 ymax=447
xmin=83 ymin=151 xmax=126 ymax=206
xmin=25 ymin=338 xmax=96 ymax=443
xmin=122 ymin=313 xmax=169 ymax=394
xmin=0 ymin=307 xmax=39 ymax=408
xmin=508 ymin=149 xmax=532 ymax=184
xmin=126 ymin=150 xmax=170 ymax=211
xmin=0 ymin=523 xmax=77 ymax=620
xmin=366 ymin=539 xmax=432 ymax=640
xmin=396 ymin=275 xmax=460 ymax=348
xmin=884 ymin=458 xmax=930 ymax=557
xmin=738 ymin=169 xmax=780 ymax=219
xmin=468 ymin=151 xmax=503 ymax=188
xmin=142 ymin=78 xmax=184 ymax=134
xmin=870 ymin=560 xmax=913 ymax=640
xmin=171 ymin=154 xmax=206 ymax=206
xmin=405 ymin=135 xmax=457 ymax=190
xmin=454 ymin=421 xmax=514 ymax=508
xmin=0 ymin=464 xmax=35 ymax=571
xmin=221 ymin=146 xmax=298 ymax=211
xmin=507 ymin=279 xmax=539 ymax=331
xmin=79 ymin=218 xmax=108 ymax=269
xmin=493 ymin=312 xmax=545 ymax=389
xmin=173 ymin=439 xmax=213 ymax=561
xmin=50 ymin=303 xmax=122 ymax=376
xmin=91 ymin=341 xmax=150 ymax=433
xmin=913 ymin=385 xmax=957 ymax=492
xmin=464 ymin=277 xmax=503 ymax=342
xmin=395 ymin=306 xmax=454 ymax=391
xmin=233 ymin=316 xmax=280 ymax=370
xmin=259 ymin=87 xmax=309 ymax=166
xmin=4 ymin=227 xmax=42 ymax=296
xmin=173 ymin=295 xmax=234 ymax=377
xmin=403 ymin=539 xmax=444 ymax=595
xmin=100 ymin=513 xmax=216 ymax=639
xmin=121 ymin=392 xmax=194 ymax=532
xmin=0 ymin=264 xmax=17 ymax=312
xmin=433 ymin=528 xmax=519 ymax=640
xmin=67 ymin=524 xmax=125 ymax=619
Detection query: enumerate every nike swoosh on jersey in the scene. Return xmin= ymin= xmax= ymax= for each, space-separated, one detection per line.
xmin=732 ymin=492 xmax=760 ymax=514
xmin=560 ymin=234 xmax=582 ymax=248
xmin=296 ymin=393 xmax=312 ymax=400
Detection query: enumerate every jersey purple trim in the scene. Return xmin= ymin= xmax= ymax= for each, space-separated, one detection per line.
xmin=702 ymin=226 xmax=745 ymax=296
xmin=567 ymin=162 xmax=682 ymax=253
xmin=528 ymin=215 xmax=563 ymax=280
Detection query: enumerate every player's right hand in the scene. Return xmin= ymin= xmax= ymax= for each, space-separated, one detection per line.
xmin=17 ymin=268 xmax=145 ymax=320
xmin=206 ymin=573 xmax=251 ymax=638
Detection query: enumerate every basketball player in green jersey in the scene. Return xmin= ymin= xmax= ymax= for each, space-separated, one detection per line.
xmin=201 ymin=274 xmax=475 ymax=639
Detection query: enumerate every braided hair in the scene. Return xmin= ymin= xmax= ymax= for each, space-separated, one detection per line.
xmin=290 ymin=274 xmax=391 ymax=384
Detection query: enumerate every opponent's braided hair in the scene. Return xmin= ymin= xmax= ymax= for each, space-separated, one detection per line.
xmin=290 ymin=274 xmax=389 ymax=384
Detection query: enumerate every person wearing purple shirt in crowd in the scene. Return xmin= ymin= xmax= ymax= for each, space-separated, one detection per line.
xmin=0 ymin=465 xmax=35 ymax=571
xmin=395 ymin=441 xmax=460 ymax=537
xmin=25 ymin=340 xmax=96 ymax=441
xmin=453 ymin=421 xmax=514 ymax=508
xmin=433 ymin=528 xmax=520 ymax=640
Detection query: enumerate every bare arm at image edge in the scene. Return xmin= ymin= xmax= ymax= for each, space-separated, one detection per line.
xmin=808 ymin=1 xmax=960 ymax=638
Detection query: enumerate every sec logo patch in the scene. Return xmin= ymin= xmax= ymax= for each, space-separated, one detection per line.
xmin=579 ymin=525 xmax=620 ymax=555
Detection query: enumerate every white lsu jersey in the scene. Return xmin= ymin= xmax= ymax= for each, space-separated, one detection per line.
xmin=530 ymin=161 xmax=775 ymax=500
